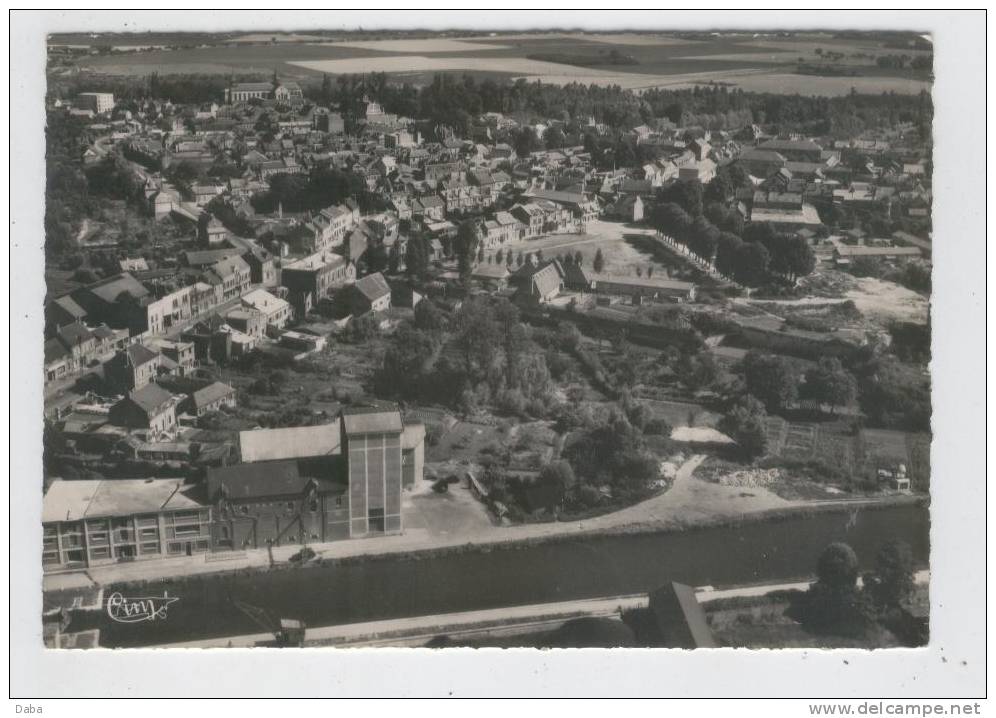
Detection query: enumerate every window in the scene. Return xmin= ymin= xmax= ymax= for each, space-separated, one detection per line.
xmin=167 ymin=542 xmax=184 ymax=555
xmin=43 ymin=551 xmax=60 ymax=566
xmin=89 ymin=546 xmax=110 ymax=560
xmin=140 ymin=541 xmax=160 ymax=555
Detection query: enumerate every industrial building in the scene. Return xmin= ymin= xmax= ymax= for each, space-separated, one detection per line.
xmin=42 ymin=404 xmax=426 ymax=571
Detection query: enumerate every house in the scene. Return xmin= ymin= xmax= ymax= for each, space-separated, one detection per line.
xmin=119 ymin=257 xmax=150 ymax=273
xmin=104 ymin=343 xmax=163 ymax=392
xmin=147 ymin=338 xmax=196 ymax=376
xmin=610 ymin=195 xmax=644 ymax=223
xmin=281 ymin=251 xmax=356 ymax=316
xmin=240 ymin=288 xmax=292 ymax=329
xmin=186 ymin=381 xmax=237 ymax=417
xmin=108 ymin=383 xmax=178 ymax=437
xmin=300 ymin=203 xmax=357 ymax=253
xmin=738 ymin=149 xmax=787 ymax=177
xmin=524 ymin=188 xmax=600 ymax=228
xmin=512 ymin=259 xmax=564 ymax=304
xmin=348 ymin=272 xmax=392 ymax=315
xmin=224 ymin=307 xmax=267 ymax=340
xmin=42 ymin=478 xmax=210 ymax=571
xmin=237 ymin=242 xmax=277 ymax=287
xmin=757 ymin=138 xmax=824 ymax=163
xmin=43 ymin=320 xmax=125 ymax=384
xmin=205 ymin=256 xmax=251 ymax=302
xmin=511 ymin=203 xmax=546 ymax=238
xmin=678 ymin=158 xmax=716 ymax=184
xmin=471 ymin=263 xmax=511 ymax=291
xmin=46 ymin=295 xmax=88 ymax=330
xmin=199 ymin=216 xmax=228 ymax=246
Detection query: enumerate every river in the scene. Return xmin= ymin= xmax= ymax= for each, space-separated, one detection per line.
xmin=89 ymin=502 xmax=928 ymax=647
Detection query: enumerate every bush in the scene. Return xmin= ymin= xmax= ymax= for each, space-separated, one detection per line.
xmin=643 ymin=418 xmax=673 ymax=436
xmin=496 ymin=388 xmax=527 ymax=416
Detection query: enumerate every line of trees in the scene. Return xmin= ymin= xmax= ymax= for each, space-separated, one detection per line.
xmin=648 ymin=176 xmax=817 ymax=288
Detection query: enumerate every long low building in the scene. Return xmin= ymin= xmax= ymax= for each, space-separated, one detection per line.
xmin=832 ymin=244 xmax=923 ymax=265
xmin=564 ymin=264 xmax=696 ymax=302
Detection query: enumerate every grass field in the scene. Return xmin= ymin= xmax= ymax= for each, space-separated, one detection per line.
xmin=61 ymin=31 xmax=932 ymax=95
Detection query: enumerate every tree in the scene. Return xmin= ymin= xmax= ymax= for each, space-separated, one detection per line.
xmin=452 ymin=297 xmax=501 ymax=382
xmin=704 ymin=173 xmax=734 ymax=204
xmin=413 ymin=298 xmax=448 ymax=334
xmin=781 ymin=235 xmax=817 ymax=281
xmin=539 ymin=460 xmax=576 ymax=498
xmin=593 ymin=248 xmax=605 ymax=273
xmin=802 ymin=542 xmax=875 ymax=637
xmin=688 ymin=216 xmax=720 ymax=262
xmin=733 ymin=241 xmax=770 ymax=286
xmin=404 ymin=235 xmax=429 ymax=279
xmin=651 ymin=202 xmax=693 ymax=241
xmin=676 ymin=351 xmax=719 ymax=393
xmin=543 ymin=125 xmax=567 ymax=149
xmin=743 ymin=351 xmax=798 ymax=412
xmin=801 ymin=358 xmax=857 ymax=413
xmin=714 ymin=232 xmax=742 ymax=278
xmin=864 ymin=540 xmax=915 ymax=610
xmin=856 ymin=356 xmax=931 ymax=431
xmin=377 ymin=327 xmax=438 ymax=399
xmin=718 ymin=395 xmax=768 ymax=458
xmin=455 ymin=220 xmax=480 ymax=280
xmin=659 ymin=179 xmax=703 ymax=217
xmin=340 ymin=314 xmax=380 ymax=343
xmin=514 ymin=126 xmax=542 ymax=157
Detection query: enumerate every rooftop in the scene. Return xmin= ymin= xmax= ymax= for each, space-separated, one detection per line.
xmin=239 ymin=423 xmax=341 ymax=463
xmin=341 ymin=405 xmax=403 ymax=435
xmin=42 ymin=478 xmax=198 ymax=523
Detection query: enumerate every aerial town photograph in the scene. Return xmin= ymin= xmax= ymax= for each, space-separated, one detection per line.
xmin=37 ymin=21 xmax=936 ymax=655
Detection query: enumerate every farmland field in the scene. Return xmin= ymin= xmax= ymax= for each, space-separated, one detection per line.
xmin=60 ymin=31 xmax=932 ymax=95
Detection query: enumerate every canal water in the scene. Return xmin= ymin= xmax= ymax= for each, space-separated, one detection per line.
xmin=92 ymin=503 xmax=928 ymax=647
